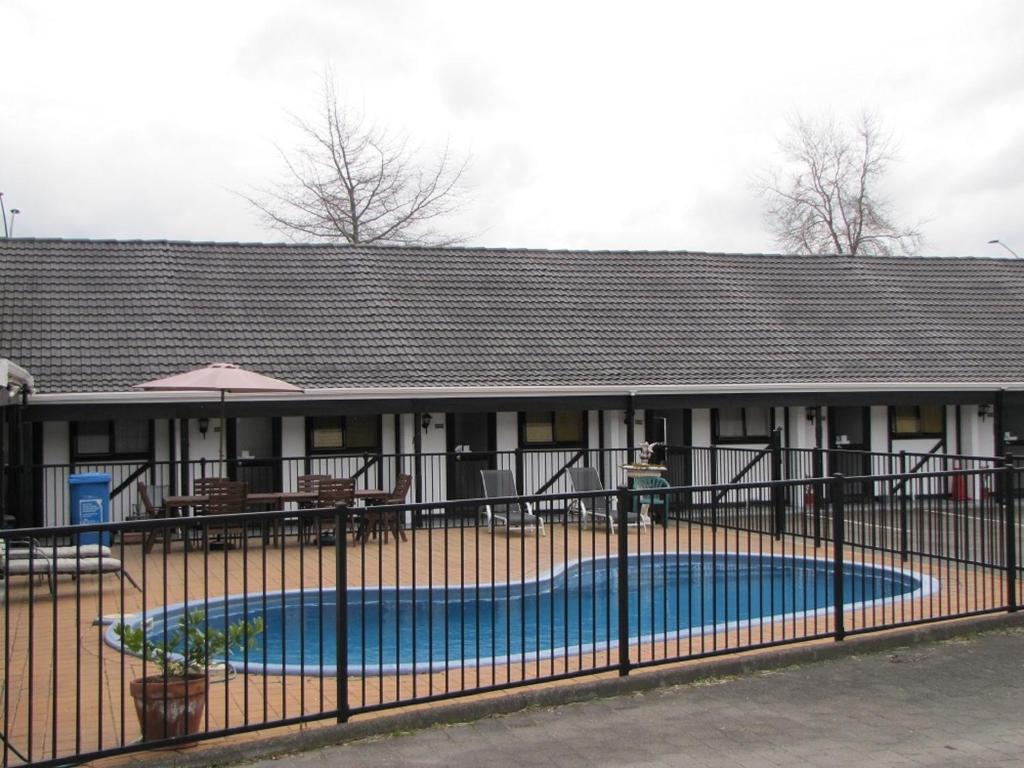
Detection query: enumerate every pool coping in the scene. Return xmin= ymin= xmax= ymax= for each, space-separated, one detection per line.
xmin=114 ymin=610 xmax=1024 ymax=768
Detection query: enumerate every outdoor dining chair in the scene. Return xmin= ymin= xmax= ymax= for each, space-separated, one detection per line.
xmin=358 ymin=473 xmax=412 ymax=544
xmin=137 ymin=482 xmax=178 ymax=554
xmin=201 ymin=480 xmax=248 ymax=550
xmin=297 ymin=474 xmax=331 ymax=499
xmin=308 ymin=477 xmax=357 ymax=544
xmin=479 ymin=470 xmax=545 ymax=535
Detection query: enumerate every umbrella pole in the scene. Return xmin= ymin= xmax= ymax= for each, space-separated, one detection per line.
xmin=220 ymin=390 xmax=226 ymax=469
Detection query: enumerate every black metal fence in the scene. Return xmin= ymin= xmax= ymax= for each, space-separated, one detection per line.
xmin=0 ymin=462 xmax=1019 ymax=767
xmin=7 ymin=439 xmax=1001 ymax=529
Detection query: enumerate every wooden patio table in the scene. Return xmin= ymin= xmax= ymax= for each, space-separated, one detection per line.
xmin=164 ymin=491 xmax=318 ymax=547
xmin=163 ymin=490 xmax=395 ymax=546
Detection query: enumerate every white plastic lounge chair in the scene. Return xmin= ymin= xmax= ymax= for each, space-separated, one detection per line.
xmin=1 ymin=540 xmax=140 ymax=595
xmin=4 ymin=543 xmax=111 ymax=559
xmin=567 ymin=467 xmax=650 ymax=532
xmin=479 ymin=470 xmax=545 ymax=535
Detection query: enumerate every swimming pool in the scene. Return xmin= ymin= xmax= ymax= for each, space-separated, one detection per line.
xmin=109 ymin=553 xmax=936 ymax=675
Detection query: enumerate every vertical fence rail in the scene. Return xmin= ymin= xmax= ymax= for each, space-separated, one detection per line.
xmin=1005 ymin=461 xmax=1018 ymax=613
xmin=831 ymin=474 xmax=846 ymax=641
xmin=616 ymin=485 xmax=630 ymax=677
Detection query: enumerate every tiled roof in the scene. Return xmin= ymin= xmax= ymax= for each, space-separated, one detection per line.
xmin=1 ymin=238 xmax=1023 ymax=394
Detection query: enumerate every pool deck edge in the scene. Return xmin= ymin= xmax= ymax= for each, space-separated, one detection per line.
xmin=116 ymin=610 xmax=1024 ymax=768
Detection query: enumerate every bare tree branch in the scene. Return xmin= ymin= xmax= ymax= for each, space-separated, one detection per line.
xmin=756 ymin=112 xmax=923 ymax=256
xmin=243 ymin=75 xmax=471 ymax=246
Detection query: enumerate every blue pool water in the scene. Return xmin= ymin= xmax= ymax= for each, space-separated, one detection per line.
xmin=110 ymin=553 xmax=933 ymax=675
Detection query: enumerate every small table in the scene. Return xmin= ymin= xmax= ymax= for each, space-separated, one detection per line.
xmin=164 ymin=494 xmax=207 ymax=512
xmin=620 ymin=463 xmax=667 ymax=481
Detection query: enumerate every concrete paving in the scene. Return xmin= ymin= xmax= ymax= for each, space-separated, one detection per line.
xmin=240 ymin=626 xmax=1024 ymax=768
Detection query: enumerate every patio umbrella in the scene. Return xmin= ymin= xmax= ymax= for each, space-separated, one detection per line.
xmin=136 ymin=363 xmax=302 ymax=463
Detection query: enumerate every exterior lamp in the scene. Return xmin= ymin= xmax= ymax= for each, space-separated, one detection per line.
xmin=421 ymin=413 xmax=432 ymax=431
xmin=198 ymin=417 xmax=210 ymax=438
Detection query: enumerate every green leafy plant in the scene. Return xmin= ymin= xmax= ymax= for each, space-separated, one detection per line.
xmin=114 ymin=610 xmax=264 ymax=678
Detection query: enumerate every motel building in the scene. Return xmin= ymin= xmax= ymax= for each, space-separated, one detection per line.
xmin=2 ymin=239 xmax=1024 ymax=527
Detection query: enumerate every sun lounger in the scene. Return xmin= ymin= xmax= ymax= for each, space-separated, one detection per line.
xmin=479 ymin=470 xmax=545 ymax=535
xmin=1 ymin=540 xmax=139 ymax=595
xmin=567 ymin=467 xmax=650 ymax=531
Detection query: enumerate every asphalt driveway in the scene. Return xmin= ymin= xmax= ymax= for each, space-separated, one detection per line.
xmin=237 ymin=626 xmax=1024 ymax=768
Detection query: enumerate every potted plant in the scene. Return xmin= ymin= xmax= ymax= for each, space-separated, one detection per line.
xmin=114 ymin=610 xmax=264 ymax=741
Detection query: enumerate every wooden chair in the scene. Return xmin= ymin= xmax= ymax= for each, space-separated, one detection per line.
xmin=191 ymin=477 xmax=228 ymax=517
xmin=202 ymin=480 xmax=247 ymax=550
xmin=138 ymin=482 xmax=174 ymax=554
xmin=297 ymin=474 xmax=331 ymax=498
xmin=363 ymin=474 xmax=412 ymax=544
xmin=307 ymin=478 xmax=357 ymax=544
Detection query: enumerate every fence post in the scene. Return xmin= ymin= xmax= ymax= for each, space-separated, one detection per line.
xmin=616 ymin=484 xmax=631 ymax=677
xmin=710 ymin=445 xmax=718 ymax=532
xmin=770 ymin=427 xmax=784 ymax=539
xmin=1005 ymin=460 xmax=1018 ymax=613
xmin=899 ymin=450 xmax=908 ymax=562
xmin=812 ymin=446 xmax=823 ymax=547
xmin=831 ymin=473 xmax=846 ymax=641
xmin=335 ymin=502 xmax=350 ymax=721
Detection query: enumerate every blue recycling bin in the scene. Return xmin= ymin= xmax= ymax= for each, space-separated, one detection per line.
xmin=69 ymin=472 xmax=111 ymax=546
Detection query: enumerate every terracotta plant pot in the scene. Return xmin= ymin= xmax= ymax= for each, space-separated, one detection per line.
xmin=129 ymin=674 xmax=208 ymax=742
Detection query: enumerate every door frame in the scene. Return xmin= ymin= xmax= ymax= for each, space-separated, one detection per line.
xmin=445 ymin=412 xmax=497 ymax=501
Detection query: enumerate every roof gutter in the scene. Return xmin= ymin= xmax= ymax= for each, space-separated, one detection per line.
xmin=23 ymin=380 xmax=1024 ymax=406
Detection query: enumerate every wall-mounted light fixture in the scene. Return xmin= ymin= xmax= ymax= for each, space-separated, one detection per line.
xmin=979 ymin=404 xmax=994 ymax=421
xmin=806 ymin=407 xmax=817 ymax=423
xmin=198 ymin=417 xmax=210 ymax=438
xmin=421 ymin=413 xmax=433 ymax=431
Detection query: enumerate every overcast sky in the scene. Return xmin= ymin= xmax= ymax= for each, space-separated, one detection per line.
xmin=3 ymin=0 xmax=1022 ymax=256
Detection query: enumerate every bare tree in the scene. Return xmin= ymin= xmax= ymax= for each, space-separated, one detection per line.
xmin=758 ymin=113 xmax=922 ymax=256
xmin=246 ymin=79 xmax=469 ymax=246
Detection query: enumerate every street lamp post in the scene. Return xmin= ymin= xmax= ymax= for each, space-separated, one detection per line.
xmin=8 ymin=208 xmax=19 ymax=238
xmin=0 ymin=193 xmax=7 ymax=238
xmin=988 ymin=239 xmax=1020 ymax=258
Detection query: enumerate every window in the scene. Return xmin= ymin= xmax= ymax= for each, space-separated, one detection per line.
xmin=713 ymin=407 xmax=771 ymax=443
xmin=307 ymin=415 xmax=380 ymax=453
xmin=521 ymin=411 xmax=584 ymax=447
xmin=71 ymin=419 xmax=150 ymax=460
xmin=891 ymin=405 xmax=944 ymax=438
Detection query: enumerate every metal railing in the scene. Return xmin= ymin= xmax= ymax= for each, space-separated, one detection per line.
xmin=0 ymin=458 xmax=1019 ymax=767
xmin=4 ymin=442 xmax=1001 ymax=529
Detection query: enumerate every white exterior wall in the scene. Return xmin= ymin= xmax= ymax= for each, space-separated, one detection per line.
xmin=188 ymin=416 xmax=225 ymax=476
xmin=42 ymin=421 xmax=69 ymax=526
xmin=788 ymin=406 xmax=817 ymax=452
xmin=420 ymin=412 xmax=447 ymax=504
xmin=496 ymin=412 xmax=517 ymax=453
xmin=869 ymin=407 xmax=888 ymax=454
xmin=280 ymin=417 xmax=305 ymax=493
